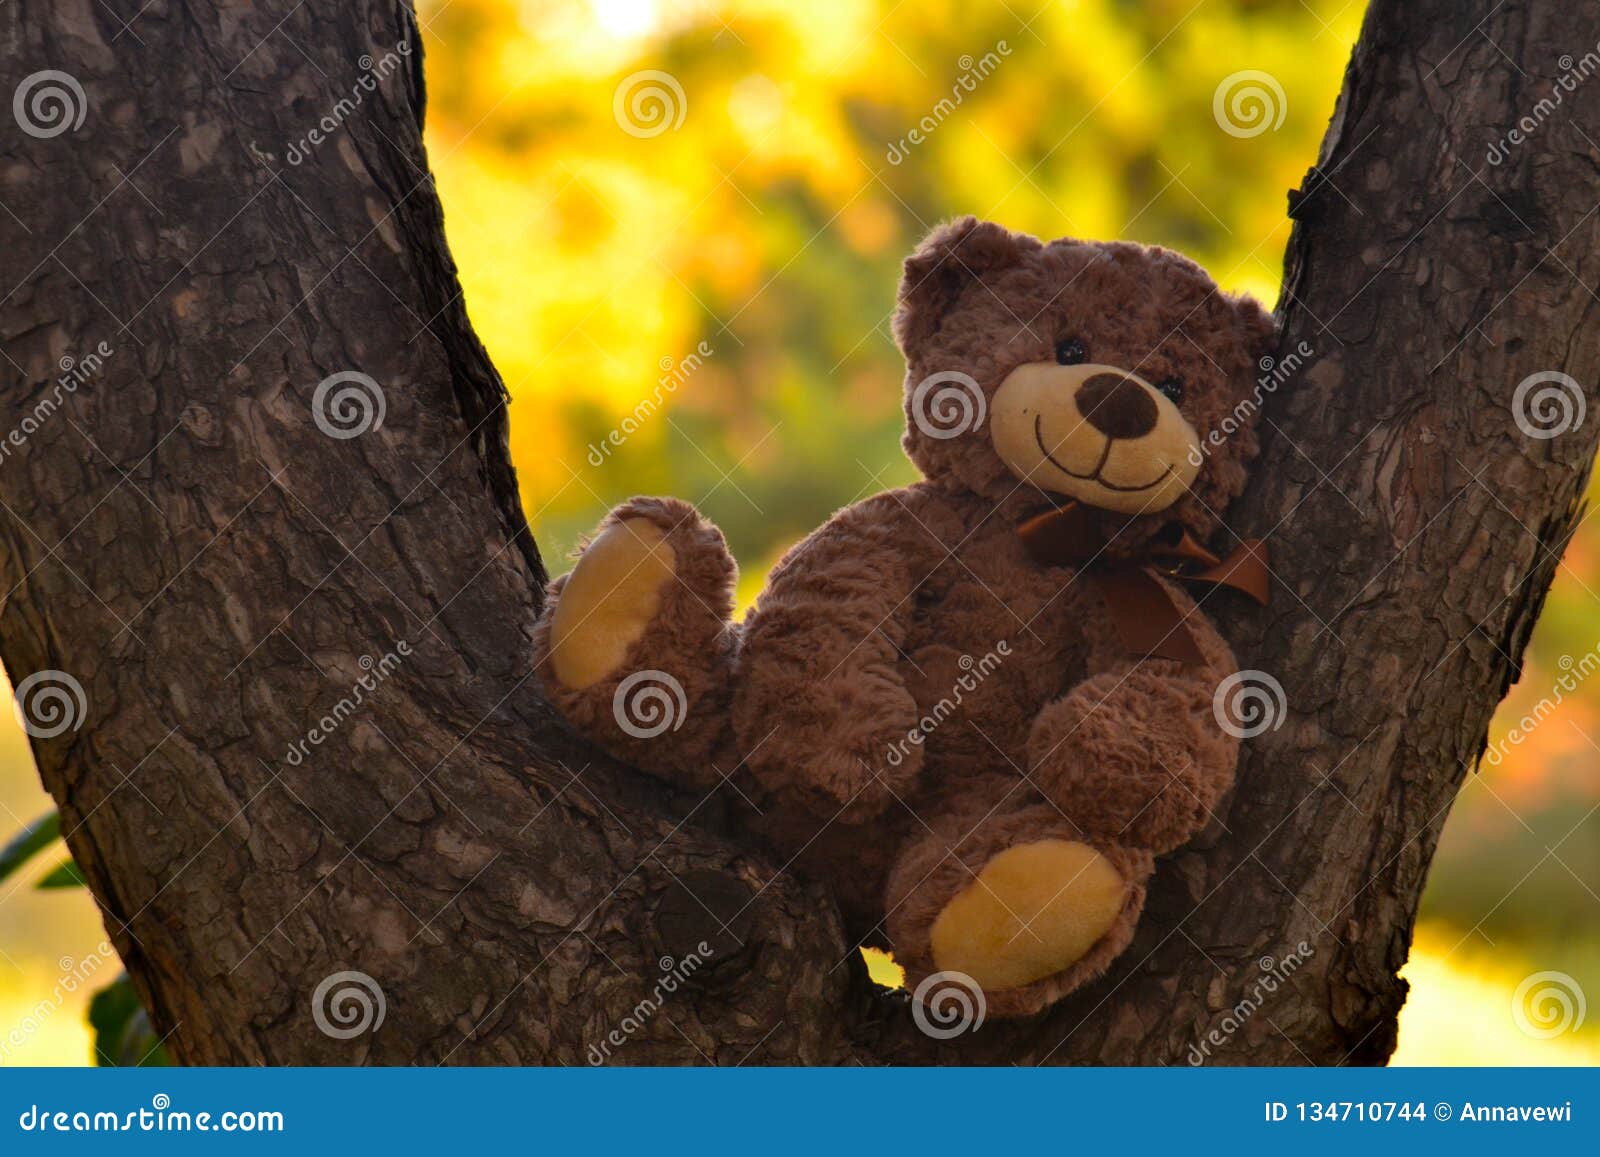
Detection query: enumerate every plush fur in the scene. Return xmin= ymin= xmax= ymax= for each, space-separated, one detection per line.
xmin=533 ymin=217 xmax=1277 ymax=1020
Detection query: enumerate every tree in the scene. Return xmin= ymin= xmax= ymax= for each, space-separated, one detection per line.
xmin=1 ymin=0 xmax=1594 ymax=1064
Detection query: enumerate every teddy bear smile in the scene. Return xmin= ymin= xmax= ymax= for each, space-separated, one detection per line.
xmin=1032 ymin=413 xmax=1174 ymax=494
xmin=989 ymin=360 xmax=1201 ymax=514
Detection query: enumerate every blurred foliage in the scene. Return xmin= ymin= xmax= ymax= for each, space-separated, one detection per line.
xmin=2 ymin=0 xmax=1596 ymax=1065
xmin=88 ymin=976 xmax=171 ymax=1067
xmin=0 ymin=811 xmax=58 ymax=878
xmin=421 ymin=0 xmax=1363 ymax=582
xmin=0 ymin=810 xmax=166 ymax=1065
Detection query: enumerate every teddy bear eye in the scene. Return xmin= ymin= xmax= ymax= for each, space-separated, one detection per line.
xmin=1156 ymin=377 xmax=1184 ymax=404
xmin=1054 ymin=337 xmax=1087 ymax=366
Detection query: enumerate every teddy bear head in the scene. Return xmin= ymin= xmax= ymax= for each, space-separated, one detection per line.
xmin=893 ymin=216 xmax=1277 ymax=550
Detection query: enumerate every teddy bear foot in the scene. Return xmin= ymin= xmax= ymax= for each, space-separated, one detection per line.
xmin=887 ymin=815 xmax=1155 ymax=1019
xmin=935 ymin=840 xmax=1151 ymax=1017
xmin=929 ymin=838 xmax=1128 ymax=993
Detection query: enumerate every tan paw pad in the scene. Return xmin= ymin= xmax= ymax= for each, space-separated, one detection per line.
xmin=929 ymin=839 xmax=1127 ymax=992
xmin=549 ymin=517 xmax=676 ymax=690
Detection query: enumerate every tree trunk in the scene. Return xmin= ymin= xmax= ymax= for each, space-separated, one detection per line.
xmin=0 ymin=0 xmax=1593 ymax=1065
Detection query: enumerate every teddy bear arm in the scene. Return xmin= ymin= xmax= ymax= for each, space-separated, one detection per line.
xmin=732 ymin=504 xmax=927 ymax=818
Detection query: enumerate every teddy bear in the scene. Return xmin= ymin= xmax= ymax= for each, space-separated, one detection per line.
xmin=533 ymin=216 xmax=1277 ymax=1020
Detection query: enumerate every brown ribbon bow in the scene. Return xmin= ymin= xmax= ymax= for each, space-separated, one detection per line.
xmin=1017 ymin=502 xmax=1270 ymax=665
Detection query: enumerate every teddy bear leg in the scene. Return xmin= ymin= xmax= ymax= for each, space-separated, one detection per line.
xmin=884 ymin=800 xmax=1153 ymax=1019
xmin=533 ymin=496 xmax=739 ymax=789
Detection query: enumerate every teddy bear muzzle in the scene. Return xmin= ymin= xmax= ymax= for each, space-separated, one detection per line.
xmin=989 ymin=360 xmax=1202 ymax=514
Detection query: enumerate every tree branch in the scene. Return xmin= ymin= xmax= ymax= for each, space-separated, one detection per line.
xmin=1 ymin=0 xmax=1594 ymax=1064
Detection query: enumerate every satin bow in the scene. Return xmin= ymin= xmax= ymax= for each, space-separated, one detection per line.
xmin=1017 ymin=502 xmax=1270 ymax=665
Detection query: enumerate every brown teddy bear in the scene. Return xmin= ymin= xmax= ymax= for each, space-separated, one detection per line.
xmin=534 ymin=216 xmax=1277 ymax=1020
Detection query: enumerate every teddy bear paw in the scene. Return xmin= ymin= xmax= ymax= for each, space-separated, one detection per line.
xmin=547 ymin=516 xmax=678 ymax=690
xmin=929 ymin=839 xmax=1128 ymax=992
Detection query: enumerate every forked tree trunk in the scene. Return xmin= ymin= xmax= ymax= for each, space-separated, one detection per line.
xmin=1 ymin=0 xmax=1594 ymax=1064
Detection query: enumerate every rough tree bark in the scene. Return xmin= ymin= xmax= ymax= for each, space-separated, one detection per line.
xmin=0 ymin=0 xmax=1593 ymax=1065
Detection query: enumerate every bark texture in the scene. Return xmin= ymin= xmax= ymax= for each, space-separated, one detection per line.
xmin=1 ymin=0 xmax=1595 ymax=1064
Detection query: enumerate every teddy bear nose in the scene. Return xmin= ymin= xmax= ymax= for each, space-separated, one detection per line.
xmin=1075 ymin=372 xmax=1159 ymax=440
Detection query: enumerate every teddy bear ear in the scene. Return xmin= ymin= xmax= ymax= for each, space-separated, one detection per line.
xmin=1231 ymin=292 xmax=1280 ymax=362
xmin=893 ymin=217 xmax=1039 ymax=354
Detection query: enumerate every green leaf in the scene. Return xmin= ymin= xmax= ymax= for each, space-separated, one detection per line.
xmin=88 ymin=975 xmax=169 ymax=1067
xmin=0 ymin=811 xmax=61 ymax=882
xmin=35 ymin=858 xmax=86 ymax=889
xmin=119 ymin=1008 xmax=171 ymax=1067
xmin=87 ymin=974 xmax=138 ymax=1050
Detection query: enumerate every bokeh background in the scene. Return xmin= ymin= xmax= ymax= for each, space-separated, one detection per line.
xmin=3 ymin=0 xmax=1597 ymax=1064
